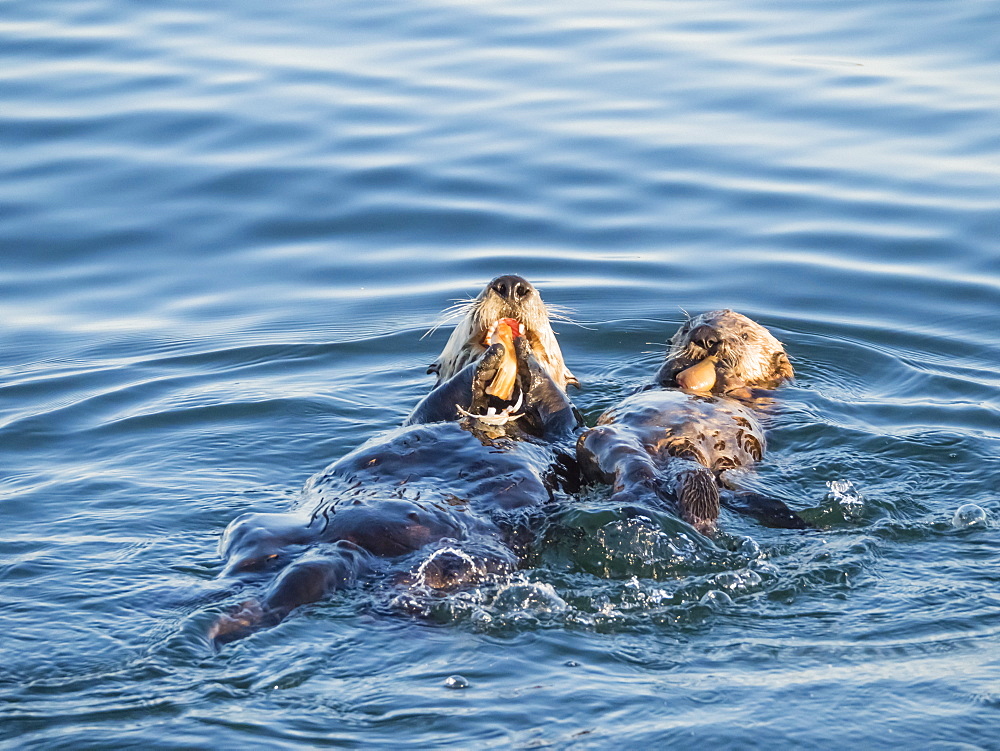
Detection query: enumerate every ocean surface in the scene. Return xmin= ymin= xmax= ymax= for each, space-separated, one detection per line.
xmin=2 ymin=0 xmax=999 ymax=747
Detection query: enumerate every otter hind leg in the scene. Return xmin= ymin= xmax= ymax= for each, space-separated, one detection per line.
xmin=209 ymin=541 xmax=372 ymax=648
xmin=719 ymin=489 xmax=809 ymax=530
xmin=580 ymin=426 xmax=725 ymax=534
xmin=207 ymin=599 xmax=275 ymax=647
xmin=577 ymin=425 xmax=650 ymax=486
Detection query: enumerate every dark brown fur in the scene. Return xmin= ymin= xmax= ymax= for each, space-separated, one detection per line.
xmin=578 ymin=311 xmax=802 ymax=533
xmin=208 ymin=278 xmax=579 ymax=646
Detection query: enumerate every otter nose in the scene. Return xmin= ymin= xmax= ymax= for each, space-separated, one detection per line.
xmin=689 ymin=324 xmax=720 ymax=351
xmin=490 ymin=275 xmax=533 ymax=302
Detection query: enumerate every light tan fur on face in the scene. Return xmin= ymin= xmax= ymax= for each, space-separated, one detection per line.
xmin=428 ymin=276 xmax=578 ymax=391
xmin=657 ymin=309 xmax=793 ymax=394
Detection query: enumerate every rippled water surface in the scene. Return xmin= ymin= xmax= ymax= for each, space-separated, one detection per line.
xmin=3 ymin=0 xmax=1000 ymax=747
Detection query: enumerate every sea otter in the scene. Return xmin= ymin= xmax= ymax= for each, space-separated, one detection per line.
xmin=577 ymin=309 xmax=804 ymax=533
xmin=208 ymin=278 xmax=579 ymax=645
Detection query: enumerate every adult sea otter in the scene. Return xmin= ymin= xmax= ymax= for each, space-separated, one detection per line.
xmin=577 ymin=309 xmax=805 ymax=533
xmin=209 ymin=276 xmax=579 ymax=645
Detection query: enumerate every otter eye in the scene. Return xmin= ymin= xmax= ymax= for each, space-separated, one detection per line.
xmin=741 ymin=332 xmax=751 ymax=341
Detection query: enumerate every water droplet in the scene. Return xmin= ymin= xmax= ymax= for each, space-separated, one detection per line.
xmin=952 ymin=503 xmax=988 ymax=529
xmin=564 ymin=660 xmax=580 ymax=668
xmin=444 ymin=675 xmax=469 ymax=689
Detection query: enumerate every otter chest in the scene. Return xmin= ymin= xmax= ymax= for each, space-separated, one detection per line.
xmin=599 ymin=389 xmax=765 ymax=471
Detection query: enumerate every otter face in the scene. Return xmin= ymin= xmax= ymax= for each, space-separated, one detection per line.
xmin=429 ymin=275 xmax=578 ymax=391
xmin=457 ymin=319 xmax=562 ymax=439
xmin=655 ymin=310 xmax=793 ymax=396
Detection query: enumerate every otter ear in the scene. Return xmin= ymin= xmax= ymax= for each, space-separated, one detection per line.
xmin=772 ymin=351 xmax=794 ymax=382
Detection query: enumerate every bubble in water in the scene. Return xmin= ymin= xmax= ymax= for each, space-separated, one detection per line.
xmin=737 ymin=537 xmax=762 ymax=560
xmin=952 ymin=503 xmax=988 ymax=529
xmin=826 ymin=479 xmax=865 ymax=520
xmin=389 ymin=592 xmax=428 ymax=616
xmin=714 ymin=569 xmax=763 ymax=593
xmin=699 ymin=590 xmax=734 ymax=609
xmin=492 ymin=581 xmax=568 ymax=617
xmin=750 ymin=560 xmax=779 ymax=578
xmin=444 ymin=675 xmax=469 ymax=689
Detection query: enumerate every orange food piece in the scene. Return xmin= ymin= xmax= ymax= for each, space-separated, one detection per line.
xmin=675 ymin=356 xmax=717 ymax=392
xmin=485 ymin=319 xmax=520 ymax=400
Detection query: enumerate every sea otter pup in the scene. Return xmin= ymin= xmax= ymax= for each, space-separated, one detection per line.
xmin=577 ymin=309 xmax=804 ymax=533
xmin=208 ymin=279 xmax=579 ymax=645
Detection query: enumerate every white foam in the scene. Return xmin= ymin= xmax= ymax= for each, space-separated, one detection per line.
xmin=826 ymin=478 xmax=865 ymax=520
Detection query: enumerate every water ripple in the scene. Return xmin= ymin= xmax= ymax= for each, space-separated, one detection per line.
xmin=3 ymin=0 xmax=1000 ymax=747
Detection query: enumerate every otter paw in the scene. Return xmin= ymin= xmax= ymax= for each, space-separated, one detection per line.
xmin=208 ymin=600 xmax=268 ymax=647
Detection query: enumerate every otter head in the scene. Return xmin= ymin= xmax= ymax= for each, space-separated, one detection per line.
xmin=655 ymin=310 xmax=793 ymax=397
xmin=447 ymin=315 xmax=578 ymax=440
xmin=429 ymin=275 xmax=578 ymax=392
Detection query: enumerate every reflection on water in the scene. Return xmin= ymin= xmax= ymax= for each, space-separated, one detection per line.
xmin=2 ymin=0 xmax=999 ymax=747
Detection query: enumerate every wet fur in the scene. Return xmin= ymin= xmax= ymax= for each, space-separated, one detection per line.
xmin=578 ymin=310 xmax=803 ymax=532
xmin=656 ymin=309 xmax=793 ymax=396
xmin=209 ymin=279 xmax=578 ymax=646
xmin=429 ymin=275 xmax=578 ymax=392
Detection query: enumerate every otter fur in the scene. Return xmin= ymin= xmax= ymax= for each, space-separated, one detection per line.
xmin=208 ymin=278 xmax=579 ymax=646
xmin=578 ymin=310 xmax=804 ymax=533
xmin=429 ymin=275 xmax=578 ymax=392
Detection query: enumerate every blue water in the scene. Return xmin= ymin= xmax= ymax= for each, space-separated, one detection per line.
xmin=2 ymin=0 xmax=999 ymax=747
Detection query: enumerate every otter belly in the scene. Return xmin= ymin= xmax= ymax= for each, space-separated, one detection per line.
xmin=214 ymin=419 xmax=565 ymax=644
xmin=305 ymin=421 xmax=555 ymax=515
xmin=598 ymin=389 xmax=765 ymax=472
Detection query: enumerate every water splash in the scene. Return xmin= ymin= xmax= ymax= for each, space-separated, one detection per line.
xmin=491 ymin=580 xmax=568 ymax=619
xmin=826 ymin=479 xmax=866 ymax=521
xmin=713 ymin=568 xmax=763 ymax=593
